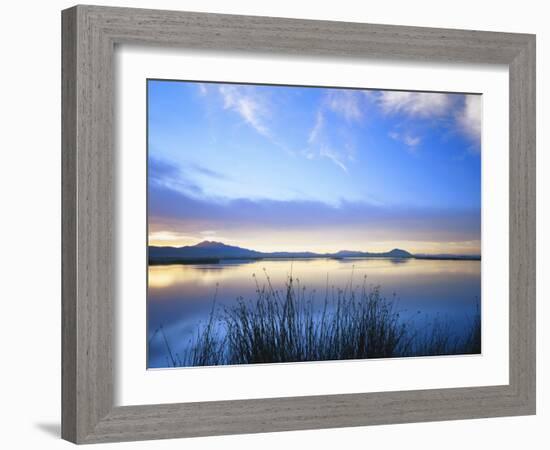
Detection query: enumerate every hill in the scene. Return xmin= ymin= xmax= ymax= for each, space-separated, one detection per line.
xmin=148 ymin=241 xmax=418 ymax=264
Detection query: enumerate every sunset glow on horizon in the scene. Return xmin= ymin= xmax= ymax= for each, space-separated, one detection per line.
xmin=147 ymin=232 xmax=481 ymax=256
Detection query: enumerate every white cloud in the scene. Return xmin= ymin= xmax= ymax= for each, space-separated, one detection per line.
xmin=319 ymin=146 xmax=348 ymax=173
xmin=308 ymin=111 xmax=324 ymax=144
xmin=325 ymin=90 xmax=363 ymax=122
xmin=379 ymin=91 xmax=451 ymax=117
xmin=306 ymin=111 xmax=350 ymax=172
xmin=197 ymin=83 xmax=208 ymax=96
xmin=389 ymin=131 xmax=421 ymax=152
xmin=380 ymin=91 xmax=481 ymax=147
xmin=457 ymin=95 xmax=482 ymax=141
xmin=403 ymin=135 xmax=421 ymax=147
xmin=388 ymin=131 xmax=399 ymax=140
xmin=218 ymin=85 xmax=270 ymax=137
xmin=305 ymin=91 xmax=362 ymax=172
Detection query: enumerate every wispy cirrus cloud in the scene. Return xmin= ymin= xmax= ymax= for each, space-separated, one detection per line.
xmin=325 ymin=90 xmax=364 ymax=122
xmin=218 ymin=85 xmax=270 ymax=137
xmin=403 ymin=135 xmax=421 ymax=147
xmin=389 ymin=131 xmax=421 ymax=152
xmin=306 ymin=111 xmax=352 ymax=173
xmin=378 ymin=91 xmax=452 ymax=117
xmin=197 ymin=83 xmax=208 ymax=96
xmin=308 ymin=111 xmax=324 ymax=145
xmin=305 ymin=90 xmax=366 ymax=172
xmin=319 ymin=146 xmax=349 ymax=173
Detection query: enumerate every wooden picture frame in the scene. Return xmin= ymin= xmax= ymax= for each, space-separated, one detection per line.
xmin=62 ymin=5 xmax=536 ymax=444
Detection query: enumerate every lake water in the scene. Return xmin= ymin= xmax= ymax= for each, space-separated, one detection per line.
xmin=147 ymin=258 xmax=481 ymax=368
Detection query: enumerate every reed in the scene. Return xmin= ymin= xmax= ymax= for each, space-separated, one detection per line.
xmin=164 ymin=270 xmax=481 ymax=367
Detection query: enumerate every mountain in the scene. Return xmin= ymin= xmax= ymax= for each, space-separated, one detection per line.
xmin=149 ymin=241 xmax=415 ymax=264
xmin=193 ymin=240 xmax=230 ymax=249
xmin=149 ymin=241 xmax=261 ymax=262
xmin=386 ymin=248 xmax=413 ymax=258
xmin=333 ymin=248 xmax=412 ymax=258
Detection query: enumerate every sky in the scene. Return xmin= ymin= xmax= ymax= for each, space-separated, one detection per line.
xmin=147 ymin=79 xmax=482 ymax=255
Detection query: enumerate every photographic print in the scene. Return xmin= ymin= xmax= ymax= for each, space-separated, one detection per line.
xmin=147 ymin=80 xmax=482 ymax=369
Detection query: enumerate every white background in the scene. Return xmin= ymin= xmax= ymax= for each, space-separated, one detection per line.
xmin=0 ymin=0 xmax=546 ymax=449
xmin=116 ymin=48 xmax=509 ymax=405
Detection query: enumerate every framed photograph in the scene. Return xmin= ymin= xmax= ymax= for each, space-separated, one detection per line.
xmin=62 ymin=5 xmax=536 ymax=444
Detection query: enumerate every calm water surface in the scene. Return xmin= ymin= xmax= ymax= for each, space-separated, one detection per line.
xmin=147 ymin=258 xmax=481 ymax=368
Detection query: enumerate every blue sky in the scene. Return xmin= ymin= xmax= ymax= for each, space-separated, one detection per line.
xmin=148 ymin=80 xmax=481 ymax=254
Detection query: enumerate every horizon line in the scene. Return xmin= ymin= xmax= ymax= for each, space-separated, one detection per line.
xmin=147 ymin=239 xmax=481 ymax=257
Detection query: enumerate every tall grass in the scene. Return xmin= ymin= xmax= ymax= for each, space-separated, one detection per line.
xmin=161 ymin=270 xmax=481 ymax=367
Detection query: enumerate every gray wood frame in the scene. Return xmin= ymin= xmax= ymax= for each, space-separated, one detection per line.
xmin=62 ymin=4 xmax=536 ymax=444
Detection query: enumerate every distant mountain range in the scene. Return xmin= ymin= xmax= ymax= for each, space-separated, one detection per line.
xmin=149 ymin=241 xmax=480 ymax=264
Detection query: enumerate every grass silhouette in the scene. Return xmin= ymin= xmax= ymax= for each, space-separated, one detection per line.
xmin=154 ymin=269 xmax=481 ymax=367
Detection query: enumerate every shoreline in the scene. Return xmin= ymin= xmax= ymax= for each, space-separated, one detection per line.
xmin=148 ymin=255 xmax=481 ymax=265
